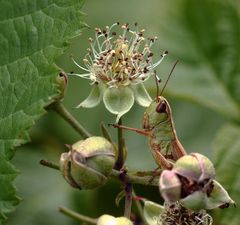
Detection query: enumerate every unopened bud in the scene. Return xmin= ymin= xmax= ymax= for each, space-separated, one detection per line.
xmin=97 ymin=215 xmax=133 ymax=225
xmin=60 ymin=136 xmax=116 ymax=189
xmin=173 ymin=153 xmax=215 ymax=182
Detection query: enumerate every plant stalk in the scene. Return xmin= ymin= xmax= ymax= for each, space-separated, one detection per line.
xmin=114 ymin=117 xmax=124 ymax=170
xmin=39 ymin=160 xmax=160 ymax=186
xmin=59 ymin=206 xmax=97 ymax=224
xmin=40 ymin=159 xmax=60 ymax=170
xmin=124 ymin=183 xmax=133 ymax=218
xmin=49 ymin=102 xmax=91 ymax=139
xmin=132 ymin=190 xmax=147 ymax=224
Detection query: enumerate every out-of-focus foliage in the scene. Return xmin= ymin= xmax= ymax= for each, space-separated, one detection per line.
xmin=3 ymin=0 xmax=240 ymax=225
xmin=212 ymin=124 xmax=240 ymax=225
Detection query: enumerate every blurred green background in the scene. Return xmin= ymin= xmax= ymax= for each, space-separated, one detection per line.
xmin=6 ymin=0 xmax=240 ymax=224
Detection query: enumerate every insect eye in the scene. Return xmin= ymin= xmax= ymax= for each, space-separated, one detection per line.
xmin=156 ymin=101 xmax=167 ymax=113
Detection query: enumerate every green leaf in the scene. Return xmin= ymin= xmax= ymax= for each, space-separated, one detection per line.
xmin=0 ymin=0 xmax=86 ymax=221
xmin=132 ymin=83 xmax=152 ymax=107
xmin=158 ymin=0 xmax=240 ymax=121
xmin=103 ymin=86 xmax=134 ymax=122
xmin=76 ymin=84 xmax=102 ymax=108
xmin=0 ymin=156 xmax=20 ymax=222
xmin=143 ymin=200 xmax=164 ymax=225
xmin=212 ymin=124 xmax=240 ymax=225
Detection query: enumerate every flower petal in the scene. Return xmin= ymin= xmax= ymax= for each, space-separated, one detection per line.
xmin=103 ymin=86 xmax=134 ymax=122
xmin=143 ymin=200 xmax=164 ymax=225
xmin=75 ymin=84 xmax=101 ymax=108
xmin=132 ymin=83 xmax=152 ymax=107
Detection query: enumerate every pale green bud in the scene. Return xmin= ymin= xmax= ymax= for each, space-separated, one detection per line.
xmin=173 ymin=153 xmax=215 ymax=182
xmin=159 ymin=153 xmax=234 ymax=211
xmin=60 ymin=136 xmax=115 ymax=189
xmin=97 ymin=215 xmax=133 ymax=225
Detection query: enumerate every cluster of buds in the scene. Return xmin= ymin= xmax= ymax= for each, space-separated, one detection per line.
xmin=159 ymin=153 xmax=235 ymax=211
xmin=72 ymin=23 xmax=167 ymax=121
xmin=60 ymin=137 xmax=116 ymax=189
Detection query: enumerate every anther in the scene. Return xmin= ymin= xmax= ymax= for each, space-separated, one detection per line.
xmin=148 ymin=52 xmax=154 ymax=57
xmin=164 ymin=50 xmax=168 ymax=55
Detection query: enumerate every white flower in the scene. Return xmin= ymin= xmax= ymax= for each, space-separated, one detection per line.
xmin=71 ymin=23 xmax=167 ymax=121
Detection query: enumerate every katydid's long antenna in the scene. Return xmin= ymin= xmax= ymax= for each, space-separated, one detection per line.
xmin=160 ymin=60 xmax=179 ymax=96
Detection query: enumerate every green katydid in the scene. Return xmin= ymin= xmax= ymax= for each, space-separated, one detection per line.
xmin=111 ymin=61 xmax=187 ymax=169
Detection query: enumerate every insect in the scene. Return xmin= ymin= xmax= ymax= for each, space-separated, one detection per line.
xmin=111 ymin=61 xmax=187 ymax=169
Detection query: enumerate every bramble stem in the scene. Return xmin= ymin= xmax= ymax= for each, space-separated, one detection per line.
xmin=59 ymin=206 xmax=97 ymax=224
xmin=49 ymin=102 xmax=91 ymax=139
xmin=114 ymin=117 xmax=124 ymax=170
xmin=124 ymin=183 xmax=133 ymax=218
xmin=40 ymin=159 xmax=60 ymax=170
xmin=39 ymin=159 xmax=160 ymax=186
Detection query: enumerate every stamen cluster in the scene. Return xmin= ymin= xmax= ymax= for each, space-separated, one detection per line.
xmin=73 ymin=23 xmax=167 ymax=88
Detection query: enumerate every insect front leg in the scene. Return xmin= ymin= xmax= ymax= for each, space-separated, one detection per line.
xmin=109 ymin=123 xmax=151 ymax=137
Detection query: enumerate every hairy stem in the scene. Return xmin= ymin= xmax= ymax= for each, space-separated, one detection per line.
xmin=59 ymin=206 xmax=97 ymax=224
xmin=114 ymin=117 xmax=124 ymax=170
xmin=39 ymin=160 xmax=159 ymax=186
xmin=124 ymin=183 xmax=133 ymax=218
xmin=49 ymin=102 xmax=91 ymax=139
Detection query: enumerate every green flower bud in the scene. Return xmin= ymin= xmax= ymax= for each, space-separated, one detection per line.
xmin=60 ymin=136 xmax=115 ymax=189
xmin=173 ymin=153 xmax=215 ymax=182
xmin=159 ymin=153 xmax=234 ymax=211
xmin=97 ymin=215 xmax=133 ymax=225
xmin=97 ymin=215 xmax=115 ymax=225
xmin=115 ymin=217 xmax=134 ymax=225
xmin=159 ymin=170 xmax=181 ymax=203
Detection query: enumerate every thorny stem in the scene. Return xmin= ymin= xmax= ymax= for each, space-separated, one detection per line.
xmin=39 ymin=159 xmax=159 ymax=186
xmin=59 ymin=206 xmax=97 ymax=224
xmin=114 ymin=117 xmax=124 ymax=170
xmin=124 ymin=183 xmax=133 ymax=218
xmin=49 ymin=102 xmax=91 ymax=139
